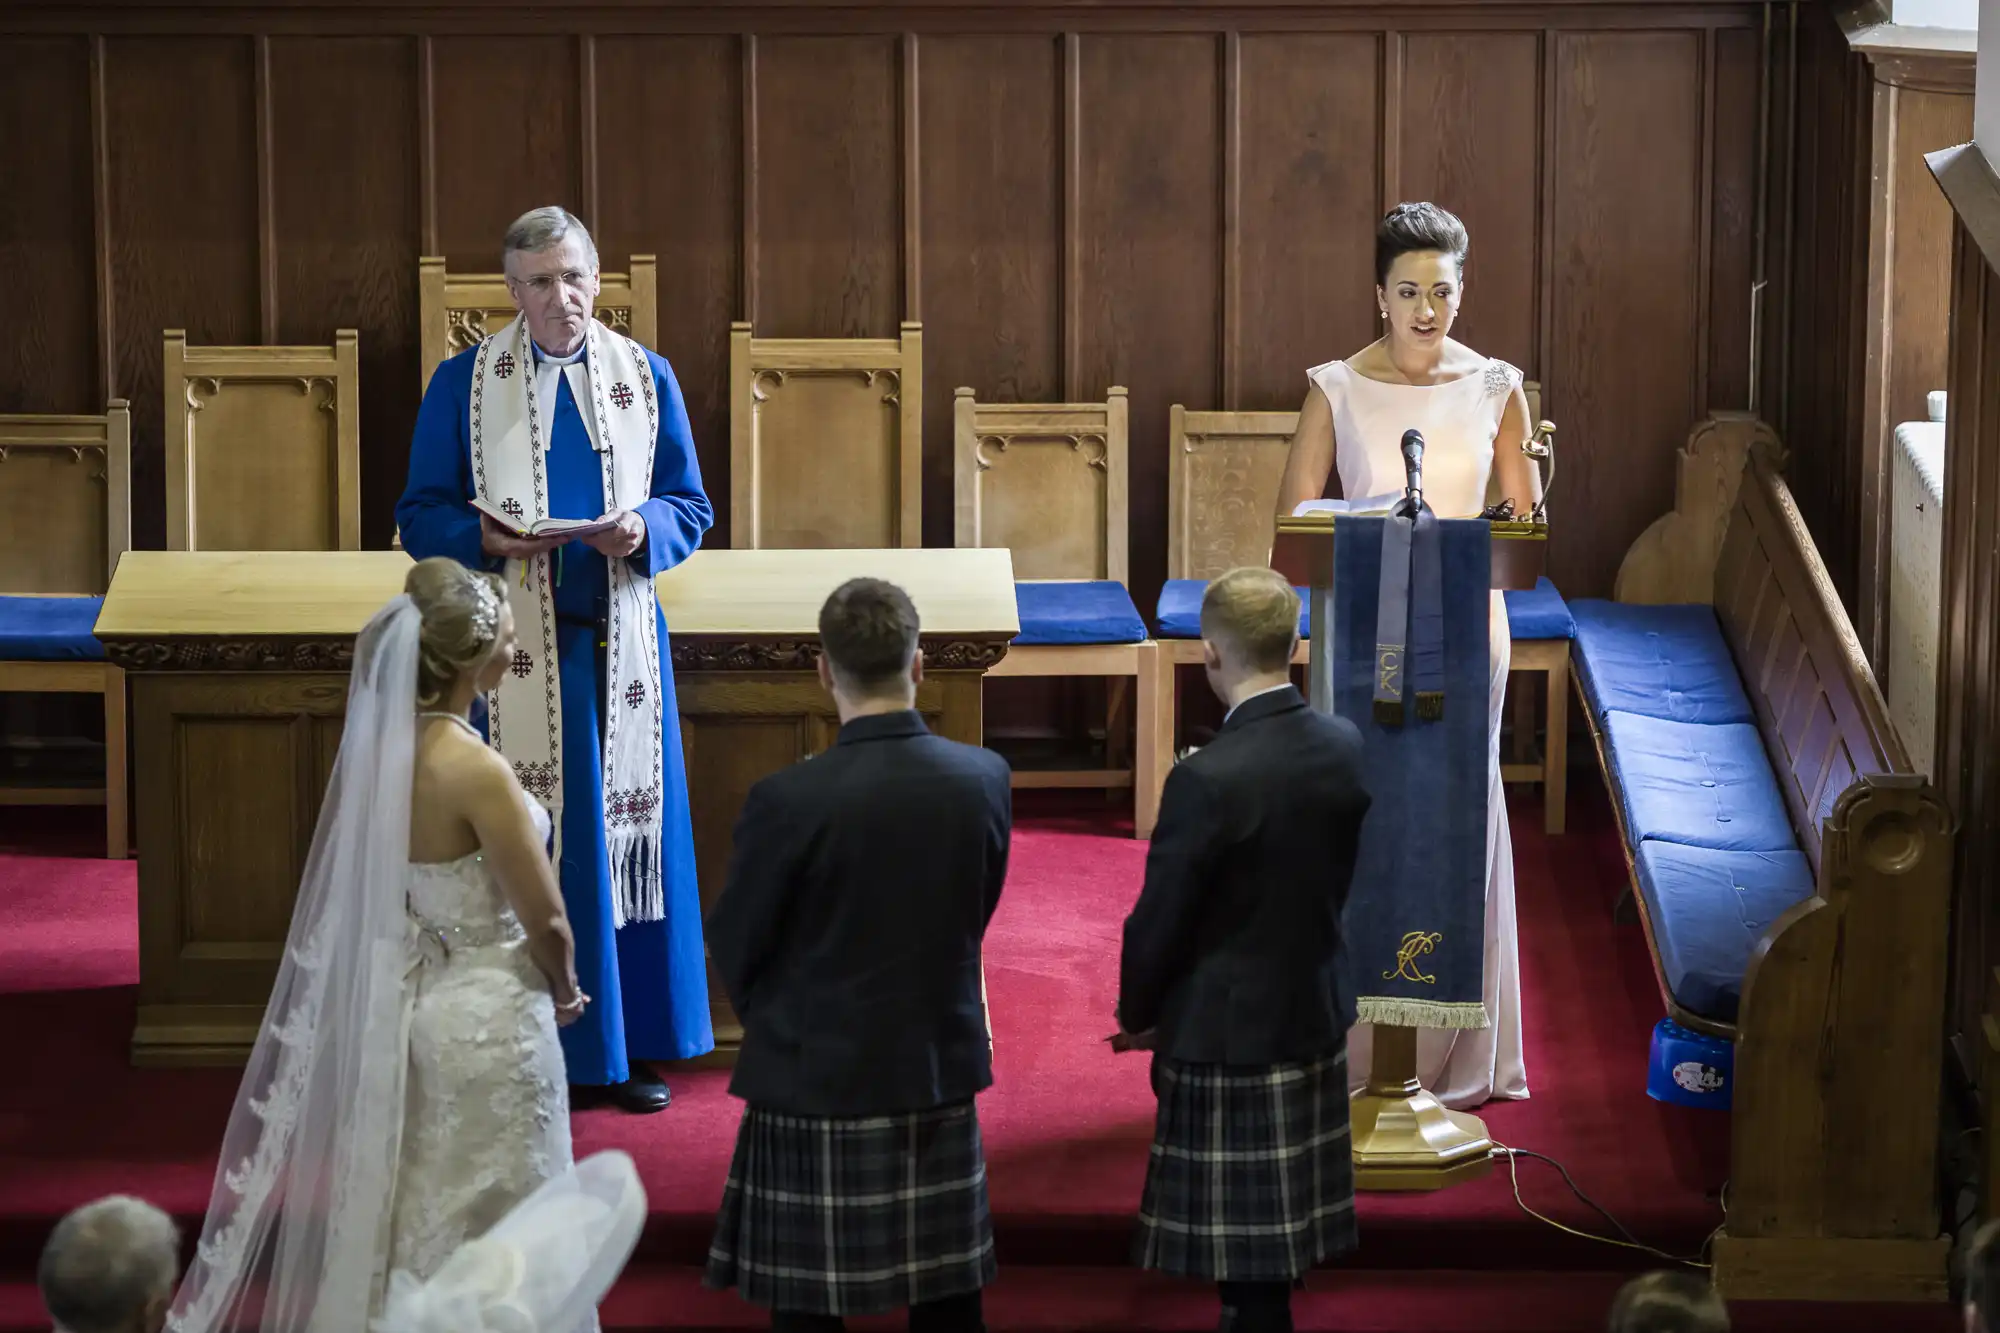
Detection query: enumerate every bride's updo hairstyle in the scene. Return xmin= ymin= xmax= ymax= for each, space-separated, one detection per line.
xmin=1375 ymin=201 xmax=1469 ymax=285
xmin=404 ymin=557 xmax=507 ymax=707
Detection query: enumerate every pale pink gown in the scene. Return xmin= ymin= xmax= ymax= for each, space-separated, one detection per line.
xmin=1307 ymin=355 xmax=1530 ymax=1109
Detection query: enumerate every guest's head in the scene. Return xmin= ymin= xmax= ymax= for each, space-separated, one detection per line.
xmin=1200 ymin=567 xmax=1300 ymax=706
xmin=817 ymin=578 xmax=923 ymax=718
xmin=502 ymin=205 xmax=601 ymax=357
xmin=38 ymin=1195 xmax=181 ymax=1333
xmin=1966 ymin=1217 xmax=2000 ymax=1332
xmin=1605 ymin=1271 xmax=1729 ymax=1333
xmin=1375 ymin=201 xmax=1470 ymax=355
xmin=406 ymin=557 xmax=516 ymax=709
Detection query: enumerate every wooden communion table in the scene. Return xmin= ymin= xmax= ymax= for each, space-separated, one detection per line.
xmin=95 ymin=548 xmax=1019 ymax=1066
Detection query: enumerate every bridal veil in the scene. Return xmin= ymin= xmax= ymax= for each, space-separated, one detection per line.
xmin=168 ymin=596 xmax=423 ymax=1333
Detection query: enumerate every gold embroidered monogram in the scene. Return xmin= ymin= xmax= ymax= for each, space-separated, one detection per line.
xmin=1384 ymin=931 xmax=1443 ymax=985
xmin=1376 ymin=645 xmax=1403 ymax=695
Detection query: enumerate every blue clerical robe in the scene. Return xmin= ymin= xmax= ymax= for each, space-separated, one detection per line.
xmin=396 ymin=342 xmax=716 ymax=1083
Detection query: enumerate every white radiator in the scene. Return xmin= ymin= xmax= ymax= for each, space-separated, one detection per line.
xmin=1888 ymin=410 xmax=1945 ymax=777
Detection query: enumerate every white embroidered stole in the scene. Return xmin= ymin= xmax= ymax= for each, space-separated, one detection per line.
xmin=468 ymin=315 xmax=667 ymax=926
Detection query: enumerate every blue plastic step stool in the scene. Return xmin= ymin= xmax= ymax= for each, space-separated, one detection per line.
xmin=1647 ymin=1019 xmax=1732 ymax=1109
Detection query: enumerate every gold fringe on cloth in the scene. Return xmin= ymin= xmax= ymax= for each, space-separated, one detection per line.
xmin=1356 ymin=997 xmax=1490 ymax=1030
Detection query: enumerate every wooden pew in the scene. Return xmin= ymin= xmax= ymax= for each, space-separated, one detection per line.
xmin=1577 ymin=414 xmax=1955 ymax=1301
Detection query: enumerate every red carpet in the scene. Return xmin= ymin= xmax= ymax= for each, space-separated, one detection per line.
xmin=0 ymin=791 xmax=1955 ymax=1330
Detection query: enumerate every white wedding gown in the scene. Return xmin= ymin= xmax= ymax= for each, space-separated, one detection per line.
xmin=390 ymin=796 xmax=579 ymax=1282
xmin=1309 ymin=354 xmax=1530 ymax=1109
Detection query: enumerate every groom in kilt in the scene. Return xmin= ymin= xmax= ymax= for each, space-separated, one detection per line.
xmin=1115 ymin=567 xmax=1373 ymax=1333
xmin=705 ymin=577 xmax=1011 ymax=1333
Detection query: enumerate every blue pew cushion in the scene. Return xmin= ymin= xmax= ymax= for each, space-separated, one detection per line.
xmin=1155 ymin=578 xmax=1311 ymax=640
xmin=1634 ymin=841 xmax=1815 ymax=1023
xmin=1570 ymin=599 xmax=1754 ymax=726
xmin=1602 ymin=710 xmax=1796 ymax=854
xmin=1013 ymin=580 xmax=1148 ymax=647
xmin=1502 ymin=576 xmax=1574 ymax=641
xmin=0 ymin=596 xmax=107 ymax=663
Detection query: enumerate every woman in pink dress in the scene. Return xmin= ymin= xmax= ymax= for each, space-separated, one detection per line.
xmin=1274 ymin=202 xmax=1540 ymax=1108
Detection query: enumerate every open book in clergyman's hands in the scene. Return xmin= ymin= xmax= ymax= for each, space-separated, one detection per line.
xmin=472 ymin=496 xmax=620 ymax=541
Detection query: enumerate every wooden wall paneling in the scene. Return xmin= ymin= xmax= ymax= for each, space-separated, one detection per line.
xmin=1397 ymin=31 xmax=1541 ymax=385
xmin=1856 ymin=68 xmax=1971 ymax=669
xmin=595 ymin=36 xmax=742 ymax=546
xmin=429 ymin=37 xmax=582 ymax=270
xmin=0 ymin=4 xmax=1779 ymax=622
xmin=1547 ymin=30 xmax=1705 ymax=599
xmin=1233 ymin=32 xmax=1380 ymax=413
xmin=1707 ymin=25 xmax=1761 ymax=412
xmin=105 ymin=36 xmax=261 ymax=552
xmin=0 ymin=38 xmax=96 ymax=415
xmin=1886 ymin=90 xmax=1970 ymax=431
xmin=268 ymin=36 xmax=419 ymax=549
xmin=1075 ymin=33 xmax=1220 ymax=615
xmin=753 ymin=36 xmax=901 ymax=340
xmin=917 ymin=35 xmax=1062 ymax=549
xmin=1777 ymin=8 xmax=1868 ymax=615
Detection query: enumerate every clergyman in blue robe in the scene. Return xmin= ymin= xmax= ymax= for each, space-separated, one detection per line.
xmin=395 ymin=206 xmax=714 ymax=1112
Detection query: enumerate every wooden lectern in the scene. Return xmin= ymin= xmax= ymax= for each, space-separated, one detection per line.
xmin=1270 ymin=513 xmax=1545 ymax=1191
xmin=95 ymin=548 xmax=1018 ymax=1067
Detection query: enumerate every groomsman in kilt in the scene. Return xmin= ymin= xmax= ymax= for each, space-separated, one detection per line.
xmin=704 ymin=577 xmax=1012 ymax=1333
xmin=1114 ymin=567 xmax=1373 ymax=1333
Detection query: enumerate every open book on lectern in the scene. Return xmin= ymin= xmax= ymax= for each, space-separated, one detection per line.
xmin=1291 ymin=493 xmax=1403 ymax=518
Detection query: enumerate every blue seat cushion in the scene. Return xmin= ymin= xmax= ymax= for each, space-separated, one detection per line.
xmin=1603 ymin=710 xmax=1797 ymax=854
xmin=1012 ymin=580 xmax=1148 ymax=647
xmin=1634 ymin=841 xmax=1815 ymax=1023
xmin=0 ymin=596 xmax=107 ymax=663
xmin=1570 ymin=599 xmax=1754 ymax=726
xmin=1155 ymin=578 xmax=1311 ymax=640
xmin=1503 ymin=576 xmax=1574 ymax=641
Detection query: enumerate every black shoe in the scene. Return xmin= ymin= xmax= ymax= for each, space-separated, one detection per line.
xmin=610 ymin=1065 xmax=671 ymax=1114
xmin=571 ymin=1067 xmax=672 ymax=1115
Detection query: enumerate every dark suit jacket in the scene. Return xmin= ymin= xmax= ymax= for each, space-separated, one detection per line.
xmin=1118 ymin=685 xmax=1372 ymax=1066
xmin=707 ymin=709 xmax=1012 ymax=1117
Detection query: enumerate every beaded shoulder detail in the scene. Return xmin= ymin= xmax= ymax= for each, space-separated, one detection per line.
xmin=1483 ymin=359 xmax=1521 ymax=398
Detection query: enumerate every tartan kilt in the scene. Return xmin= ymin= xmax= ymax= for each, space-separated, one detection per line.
xmin=704 ymin=1100 xmax=996 ymax=1316
xmin=1134 ymin=1049 xmax=1357 ymax=1281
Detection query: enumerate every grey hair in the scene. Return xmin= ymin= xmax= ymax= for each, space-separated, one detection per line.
xmin=39 ymin=1196 xmax=182 ymax=1333
xmin=502 ymin=206 xmax=599 ymax=271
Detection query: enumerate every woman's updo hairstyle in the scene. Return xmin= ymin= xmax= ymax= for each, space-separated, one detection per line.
xmin=405 ymin=557 xmax=507 ymax=707
xmin=1375 ymin=201 xmax=1469 ymax=286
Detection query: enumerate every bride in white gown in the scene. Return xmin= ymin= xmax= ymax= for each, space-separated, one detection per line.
xmin=1276 ymin=202 xmax=1539 ymax=1109
xmin=168 ymin=557 xmax=591 ymax=1333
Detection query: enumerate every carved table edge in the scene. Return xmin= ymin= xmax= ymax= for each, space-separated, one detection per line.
xmin=102 ymin=637 xmax=359 ymax=672
xmin=672 ymin=635 xmax=1014 ymax=672
xmin=101 ymin=634 xmax=1017 ymax=673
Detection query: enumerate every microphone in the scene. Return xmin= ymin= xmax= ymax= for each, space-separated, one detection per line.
xmin=1400 ymin=428 xmax=1425 ymax=511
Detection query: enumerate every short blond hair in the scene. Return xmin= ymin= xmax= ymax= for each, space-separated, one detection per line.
xmin=1606 ymin=1271 xmax=1729 ymax=1333
xmin=1201 ymin=567 xmax=1300 ymax=674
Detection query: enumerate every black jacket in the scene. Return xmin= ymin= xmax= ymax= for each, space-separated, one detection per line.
xmin=707 ymin=709 xmax=1012 ymax=1116
xmin=1118 ymin=685 xmax=1371 ymax=1065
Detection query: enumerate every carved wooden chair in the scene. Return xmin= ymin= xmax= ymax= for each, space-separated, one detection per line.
xmin=955 ymin=387 xmax=1162 ymax=837
xmin=1151 ymin=406 xmax=1312 ymax=806
xmin=0 ymin=402 xmax=133 ymax=856
xmin=164 ymin=330 xmax=361 ymax=551
xmin=729 ymin=323 xmax=923 ymax=549
xmin=418 ymin=254 xmax=659 ymax=391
